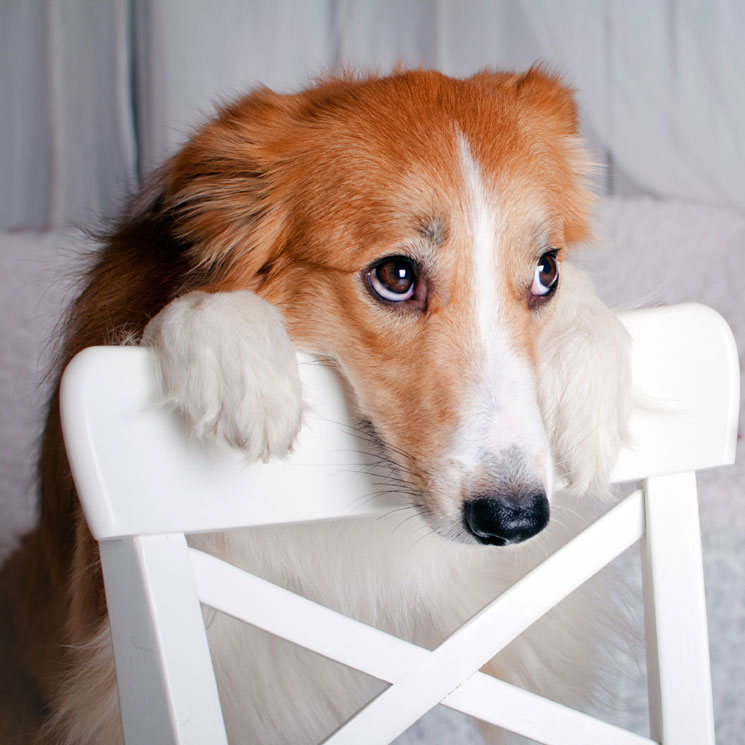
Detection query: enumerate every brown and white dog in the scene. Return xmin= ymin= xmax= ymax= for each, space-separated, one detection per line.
xmin=3 ymin=68 xmax=631 ymax=744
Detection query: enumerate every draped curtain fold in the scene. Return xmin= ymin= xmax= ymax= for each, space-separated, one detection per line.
xmin=520 ymin=0 xmax=745 ymax=211
xmin=0 ymin=0 xmax=136 ymax=230
xmin=1 ymin=0 xmax=743 ymax=230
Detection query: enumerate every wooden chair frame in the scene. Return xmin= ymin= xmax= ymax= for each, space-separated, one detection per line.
xmin=60 ymin=303 xmax=739 ymax=745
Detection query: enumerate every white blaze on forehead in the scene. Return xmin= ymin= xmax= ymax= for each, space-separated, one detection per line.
xmin=457 ymin=134 xmax=501 ymax=349
xmin=450 ymin=133 xmax=552 ymax=496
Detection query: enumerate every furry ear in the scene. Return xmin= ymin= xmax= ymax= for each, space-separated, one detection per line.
xmin=537 ymin=262 xmax=632 ymax=497
xmin=470 ymin=65 xmax=580 ymax=136
xmin=471 ymin=67 xmax=594 ymax=247
xmin=512 ymin=65 xmax=581 ymax=136
xmin=160 ymin=87 xmax=304 ymax=285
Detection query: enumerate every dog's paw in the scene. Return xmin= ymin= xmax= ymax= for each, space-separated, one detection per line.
xmin=142 ymin=290 xmax=303 ymax=461
xmin=537 ymin=263 xmax=632 ymax=497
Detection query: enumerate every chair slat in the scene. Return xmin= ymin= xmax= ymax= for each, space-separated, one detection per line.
xmin=194 ymin=536 xmax=653 ymax=744
xmin=191 ymin=489 xmax=645 ymax=745
xmin=322 ymin=490 xmax=646 ymax=745
xmin=61 ymin=349 xmax=406 ymax=540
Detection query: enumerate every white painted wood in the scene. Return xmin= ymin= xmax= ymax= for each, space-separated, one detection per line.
xmin=640 ymin=527 xmax=662 ymax=743
xmin=190 ymin=492 xmax=652 ymax=745
xmin=58 ymin=303 xmax=738 ymax=745
xmin=611 ymin=304 xmax=739 ymax=482
xmin=641 ymin=472 xmax=715 ymax=745
xmin=100 ymin=535 xmax=228 ymax=745
xmin=60 ymin=304 xmax=740 ymax=541
xmin=61 ymin=348 xmax=405 ymax=541
xmin=322 ymin=490 xmax=646 ymax=745
xmin=443 ymin=672 xmax=652 ymax=745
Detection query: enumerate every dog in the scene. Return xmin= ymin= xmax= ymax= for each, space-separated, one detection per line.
xmin=2 ymin=67 xmax=632 ymax=744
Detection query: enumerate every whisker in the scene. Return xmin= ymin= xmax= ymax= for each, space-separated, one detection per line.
xmin=404 ymin=527 xmax=438 ymax=559
xmin=376 ymin=505 xmax=416 ymax=522
xmin=390 ymin=511 xmax=423 ymax=535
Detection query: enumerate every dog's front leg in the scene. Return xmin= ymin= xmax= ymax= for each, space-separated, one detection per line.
xmin=537 ymin=262 xmax=632 ymax=498
xmin=142 ymin=290 xmax=303 ymax=461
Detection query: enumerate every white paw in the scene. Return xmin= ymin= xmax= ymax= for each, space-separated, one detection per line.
xmin=538 ymin=263 xmax=632 ymax=497
xmin=142 ymin=290 xmax=303 ymax=461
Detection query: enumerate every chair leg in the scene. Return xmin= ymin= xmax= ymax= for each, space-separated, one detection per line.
xmin=100 ymin=535 xmax=229 ymax=745
xmin=641 ymin=472 xmax=715 ymax=744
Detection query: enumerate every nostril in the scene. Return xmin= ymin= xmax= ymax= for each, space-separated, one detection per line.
xmin=464 ymin=499 xmax=508 ymax=546
xmin=464 ymin=492 xmax=550 ymax=546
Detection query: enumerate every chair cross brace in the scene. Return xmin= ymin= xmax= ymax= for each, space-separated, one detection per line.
xmin=191 ymin=488 xmax=652 ymax=745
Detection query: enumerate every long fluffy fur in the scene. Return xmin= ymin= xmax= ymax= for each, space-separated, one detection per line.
xmin=2 ymin=68 xmax=633 ymax=745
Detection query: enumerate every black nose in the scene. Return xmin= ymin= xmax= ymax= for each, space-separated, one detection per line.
xmin=464 ymin=492 xmax=550 ymax=546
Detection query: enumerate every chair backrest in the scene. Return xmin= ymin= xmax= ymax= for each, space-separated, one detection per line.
xmin=60 ymin=302 xmax=739 ymax=745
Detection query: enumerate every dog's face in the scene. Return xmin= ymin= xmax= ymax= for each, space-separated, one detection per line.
xmin=166 ymin=69 xmax=593 ymax=545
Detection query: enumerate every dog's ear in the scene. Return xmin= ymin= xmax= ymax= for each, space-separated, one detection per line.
xmin=156 ymin=87 xmax=307 ymax=288
xmin=512 ymin=65 xmax=581 ymax=136
xmin=537 ymin=263 xmax=632 ymax=497
xmin=470 ymin=65 xmax=580 ymax=136
xmin=471 ymin=67 xmax=593 ymax=247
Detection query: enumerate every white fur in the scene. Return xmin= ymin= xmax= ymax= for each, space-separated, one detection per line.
xmin=457 ymin=134 xmax=501 ymax=346
xmin=537 ymin=263 xmax=632 ymax=497
xmin=48 ymin=264 xmax=633 ymax=745
xmin=142 ymin=290 xmax=304 ymax=462
xmin=451 ymin=135 xmax=553 ymax=498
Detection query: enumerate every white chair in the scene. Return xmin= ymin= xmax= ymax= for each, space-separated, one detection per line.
xmin=59 ymin=303 xmax=739 ymax=745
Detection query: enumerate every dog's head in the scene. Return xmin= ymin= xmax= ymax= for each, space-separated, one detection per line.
xmin=161 ymin=68 xmax=611 ymax=546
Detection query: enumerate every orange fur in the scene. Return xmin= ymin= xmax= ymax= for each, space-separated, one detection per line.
xmin=1 ymin=67 xmax=594 ymax=743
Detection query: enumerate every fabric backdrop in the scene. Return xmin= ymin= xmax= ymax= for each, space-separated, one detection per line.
xmin=2 ymin=1 xmax=744 ymax=231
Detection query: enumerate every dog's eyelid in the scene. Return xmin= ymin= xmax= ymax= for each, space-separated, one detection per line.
xmin=532 ymin=245 xmax=563 ymax=261
xmin=364 ymin=250 xmax=422 ymax=272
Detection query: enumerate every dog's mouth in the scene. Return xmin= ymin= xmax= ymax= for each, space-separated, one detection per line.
xmin=355 ymin=419 xmax=551 ymax=547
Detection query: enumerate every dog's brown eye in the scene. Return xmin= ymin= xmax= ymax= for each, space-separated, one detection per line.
xmin=368 ymin=256 xmax=417 ymax=302
xmin=531 ymin=251 xmax=559 ymax=297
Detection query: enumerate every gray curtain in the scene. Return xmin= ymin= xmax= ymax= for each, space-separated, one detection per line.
xmin=2 ymin=1 xmax=744 ymax=229
xmin=0 ymin=0 xmax=136 ymax=230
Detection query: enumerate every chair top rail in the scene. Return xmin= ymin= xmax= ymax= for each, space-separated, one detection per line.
xmin=611 ymin=303 xmax=738 ymax=482
xmin=60 ymin=303 xmax=739 ymax=541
